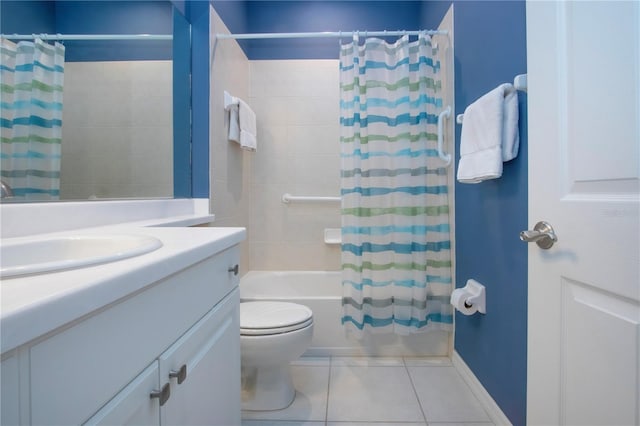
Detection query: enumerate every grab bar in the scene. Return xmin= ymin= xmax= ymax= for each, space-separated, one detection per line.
xmin=437 ymin=106 xmax=452 ymax=166
xmin=282 ymin=193 xmax=341 ymax=204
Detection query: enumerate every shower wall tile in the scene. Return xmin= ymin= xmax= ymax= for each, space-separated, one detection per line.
xmin=249 ymin=60 xmax=341 ymax=271
xmin=287 ymin=97 xmax=340 ymax=126
xmin=288 ymin=125 xmax=340 ymax=156
xmin=251 ymin=97 xmax=289 ymax=126
xmin=251 ymin=155 xmax=291 ymax=184
xmin=60 ymin=60 xmax=172 ymax=200
xmin=249 ymin=242 xmax=289 ymax=270
xmin=256 ymin=125 xmax=289 ymax=159
xmin=209 ymin=6 xmax=252 ymax=275
xmin=291 ymin=154 xmax=340 ymax=186
xmin=250 ymin=59 xmax=338 ymax=98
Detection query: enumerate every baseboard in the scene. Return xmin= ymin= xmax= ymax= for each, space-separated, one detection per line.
xmin=451 ymin=351 xmax=513 ymax=426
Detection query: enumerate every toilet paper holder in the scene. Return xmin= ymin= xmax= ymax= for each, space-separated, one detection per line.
xmin=453 ymin=279 xmax=486 ymax=314
xmin=464 ymin=280 xmax=486 ymax=313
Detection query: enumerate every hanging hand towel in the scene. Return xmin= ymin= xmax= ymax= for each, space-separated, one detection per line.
xmin=238 ymin=98 xmax=257 ymax=151
xmin=456 ymin=83 xmax=519 ymax=183
xmin=224 ymin=91 xmax=240 ymax=142
xmin=224 ymin=91 xmax=257 ymax=151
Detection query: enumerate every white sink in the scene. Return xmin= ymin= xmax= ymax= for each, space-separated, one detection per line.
xmin=0 ymin=234 xmax=163 ymax=279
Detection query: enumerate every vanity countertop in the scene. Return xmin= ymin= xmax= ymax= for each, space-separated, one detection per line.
xmin=0 ymin=226 xmax=246 ymax=354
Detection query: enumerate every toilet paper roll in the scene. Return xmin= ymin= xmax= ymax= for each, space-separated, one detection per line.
xmin=450 ymin=288 xmax=478 ymax=315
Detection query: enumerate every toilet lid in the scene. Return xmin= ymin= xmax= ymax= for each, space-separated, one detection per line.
xmin=240 ymin=301 xmax=313 ymax=335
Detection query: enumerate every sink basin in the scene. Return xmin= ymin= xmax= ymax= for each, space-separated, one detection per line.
xmin=0 ymin=234 xmax=163 ymax=279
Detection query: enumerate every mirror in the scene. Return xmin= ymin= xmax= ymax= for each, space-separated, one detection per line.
xmin=0 ymin=1 xmax=191 ymax=202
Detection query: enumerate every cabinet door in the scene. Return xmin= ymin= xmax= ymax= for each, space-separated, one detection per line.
xmin=160 ymin=289 xmax=240 ymax=426
xmin=83 ymin=362 xmax=161 ymax=426
xmin=1 ymin=353 xmax=20 ymax=426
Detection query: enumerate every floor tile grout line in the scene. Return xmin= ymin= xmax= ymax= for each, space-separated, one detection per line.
xmin=404 ymin=359 xmax=430 ymax=425
xmin=324 ymin=355 xmax=333 ymax=426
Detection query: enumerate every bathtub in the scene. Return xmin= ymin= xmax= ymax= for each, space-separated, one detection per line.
xmin=240 ymin=271 xmax=450 ymax=357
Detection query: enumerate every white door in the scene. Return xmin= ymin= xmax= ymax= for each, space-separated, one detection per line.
xmin=526 ymin=2 xmax=639 ymax=425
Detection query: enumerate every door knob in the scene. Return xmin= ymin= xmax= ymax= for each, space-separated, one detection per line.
xmin=520 ymin=221 xmax=557 ymax=249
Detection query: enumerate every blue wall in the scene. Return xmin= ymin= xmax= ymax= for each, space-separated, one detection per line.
xmin=173 ymin=6 xmax=193 ymax=198
xmin=1 ymin=1 xmax=56 ymax=35
xmin=452 ymin=2 xmax=528 ymax=425
xmin=55 ymin=1 xmax=172 ymax=62
xmin=1 ymin=1 xmax=173 ymax=61
xmin=186 ymin=0 xmax=210 ymax=198
xmin=211 ymin=1 xmax=529 ymax=423
xmin=213 ymin=1 xmax=424 ymax=59
xmin=421 ymin=4 xmax=528 ymax=423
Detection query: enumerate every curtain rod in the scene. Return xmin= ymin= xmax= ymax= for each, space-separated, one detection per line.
xmin=215 ymin=29 xmax=447 ymax=40
xmin=0 ymin=34 xmax=172 ymax=41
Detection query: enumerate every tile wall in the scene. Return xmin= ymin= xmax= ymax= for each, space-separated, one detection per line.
xmin=211 ymin=10 xmax=342 ymax=273
xmin=210 ymin=6 xmax=253 ymax=274
xmin=248 ymin=60 xmax=342 ymax=270
xmin=61 ymin=61 xmax=173 ymax=199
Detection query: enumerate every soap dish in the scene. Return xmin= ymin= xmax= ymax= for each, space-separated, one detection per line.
xmin=324 ymin=228 xmax=341 ymax=245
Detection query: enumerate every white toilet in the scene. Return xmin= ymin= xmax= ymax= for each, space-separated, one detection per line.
xmin=240 ymin=301 xmax=313 ymax=411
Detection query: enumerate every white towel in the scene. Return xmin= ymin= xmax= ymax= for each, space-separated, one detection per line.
xmin=237 ymin=98 xmax=257 ymax=151
xmin=457 ymin=83 xmax=519 ymax=183
xmin=223 ymin=91 xmax=257 ymax=151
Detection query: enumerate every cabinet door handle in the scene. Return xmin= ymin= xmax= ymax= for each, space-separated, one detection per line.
xmin=228 ymin=264 xmax=239 ymax=275
xmin=150 ymin=382 xmax=170 ymax=406
xmin=169 ymin=364 xmax=187 ymax=385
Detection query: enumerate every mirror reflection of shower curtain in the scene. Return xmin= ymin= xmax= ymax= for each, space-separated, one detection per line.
xmin=340 ymin=34 xmax=453 ymax=337
xmin=1 ymin=38 xmax=65 ymax=200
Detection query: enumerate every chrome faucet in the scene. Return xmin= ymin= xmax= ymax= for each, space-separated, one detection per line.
xmin=1 ymin=180 xmax=14 ymax=199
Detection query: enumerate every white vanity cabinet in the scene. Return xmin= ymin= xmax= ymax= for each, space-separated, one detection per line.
xmin=19 ymin=244 xmax=242 ymax=426
xmin=85 ymin=289 xmax=240 ymax=426
xmin=159 ymin=289 xmax=240 ymax=426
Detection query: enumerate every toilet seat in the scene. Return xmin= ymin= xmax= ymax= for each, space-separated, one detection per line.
xmin=240 ymin=301 xmax=313 ymax=336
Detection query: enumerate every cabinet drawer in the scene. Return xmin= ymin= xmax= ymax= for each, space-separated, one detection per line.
xmin=29 ymin=246 xmax=240 ymax=425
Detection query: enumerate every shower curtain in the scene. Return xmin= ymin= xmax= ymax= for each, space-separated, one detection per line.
xmin=340 ymin=34 xmax=452 ymax=336
xmin=1 ymin=38 xmax=65 ymax=200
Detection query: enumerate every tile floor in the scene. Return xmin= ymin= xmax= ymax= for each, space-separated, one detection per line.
xmin=242 ymin=357 xmax=496 ymax=426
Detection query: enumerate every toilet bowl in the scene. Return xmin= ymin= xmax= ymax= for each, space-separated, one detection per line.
xmin=240 ymin=301 xmax=313 ymax=411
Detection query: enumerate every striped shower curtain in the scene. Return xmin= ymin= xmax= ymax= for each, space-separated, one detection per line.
xmin=1 ymin=38 xmax=65 ymax=200
xmin=340 ymin=34 xmax=453 ymax=336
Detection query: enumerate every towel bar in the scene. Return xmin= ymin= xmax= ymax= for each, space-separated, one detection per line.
xmin=457 ymin=74 xmax=527 ymax=124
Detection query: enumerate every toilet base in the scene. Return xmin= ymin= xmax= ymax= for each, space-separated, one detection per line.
xmin=241 ymin=364 xmax=295 ymax=411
